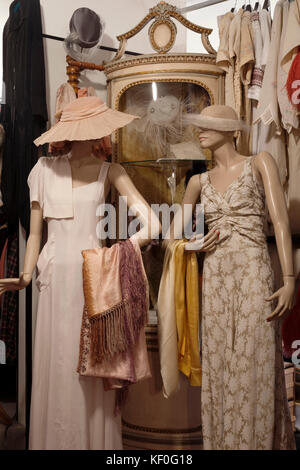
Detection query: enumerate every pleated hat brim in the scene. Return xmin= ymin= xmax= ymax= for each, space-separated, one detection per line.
xmin=184 ymin=113 xmax=248 ymax=132
xmin=34 ymin=107 xmax=139 ymax=146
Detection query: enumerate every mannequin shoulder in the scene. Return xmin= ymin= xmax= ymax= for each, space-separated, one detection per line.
xmin=182 ymin=174 xmax=202 ymax=204
xmin=253 ymin=151 xmax=278 ymax=174
xmin=186 ymin=174 xmax=202 ymax=193
xmin=107 ymin=162 xmax=127 ymax=183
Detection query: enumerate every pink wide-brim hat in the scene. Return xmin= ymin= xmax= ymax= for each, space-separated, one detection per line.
xmin=34 ymin=96 xmax=139 ymax=146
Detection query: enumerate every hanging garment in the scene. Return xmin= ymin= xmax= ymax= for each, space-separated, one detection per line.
xmin=286 ymin=51 xmax=300 ymax=110
xmin=228 ymin=9 xmax=244 ymax=118
xmin=2 ymin=0 xmax=48 ymax=233
xmin=77 ymin=238 xmax=151 ymax=395
xmin=282 ymin=283 xmax=300 ymax=358
xmin=216 ymin=11 xmax=235 ymax=110
xmin=249 ymin=10 xmax=264 ymax=154
xmin=174 ymin=240 xmax=201 ymax=387
xmin=277 ymin=0 xmax=299 ymax=133
xmin=239 ymin=10 xmax=255 ymax=154
xmin=248 ymin=11 xmax=263 ymax=102
xmin=254 ymin=0 xmax=287 ymax=185
xmin=27 ymin=157 xmax=122 ymax=450
xmin=157 ymin=240 xmax=181 ymax=398
xmin=250 ymin=7 xmax=272 ymax=155
xmin=0 ymin=232 xmax=18 ymax=363
xmin=227 ymin=9 xmax=253 ymax=154
xmin=281 ymin=0 xmax=300 ymax=73
xmin=199 ymin=157 xmax=295 ymax=450
xmin=287 ymin=129 xmax=300 ymax=234
xmin=255 ymin=0 xmax=284 ymax=131
xmin=260 ymin=7 xmax=272 ymax=70
xmin=157 ymin=239 xmax=201 ymax=397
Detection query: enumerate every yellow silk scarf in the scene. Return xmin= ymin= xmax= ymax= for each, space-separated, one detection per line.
xmin=174 ymin=240 xmax=201 ymax=386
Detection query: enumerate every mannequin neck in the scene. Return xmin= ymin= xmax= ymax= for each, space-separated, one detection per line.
xmin=69 ymin=141 xmax=95 ymax=165
xmin=211 ymin=141 xmax=242 ymax=169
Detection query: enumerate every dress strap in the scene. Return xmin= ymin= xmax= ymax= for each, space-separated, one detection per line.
xmin=199 ymin=171 xmax=209 ymax=187
xmin=97 ymin=161 xmax=111 ymax=201
xmin=98 ymin=161 xmax=110 ymax=183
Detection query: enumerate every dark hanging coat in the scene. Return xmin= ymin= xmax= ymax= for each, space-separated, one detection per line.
xmin=2 ymin=0 xmax=48 ymax=233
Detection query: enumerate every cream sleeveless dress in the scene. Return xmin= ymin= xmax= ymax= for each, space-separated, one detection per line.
xmin=199 ymin=157 xmax=296 ymax=450
xmin=28 ymin=159 xmax=122 ymax=450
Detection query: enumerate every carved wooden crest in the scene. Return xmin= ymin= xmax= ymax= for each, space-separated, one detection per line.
xmin=111 ymin=1 xmax=216 ymax=61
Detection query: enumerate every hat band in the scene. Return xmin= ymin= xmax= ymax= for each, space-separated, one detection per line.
xmin=61 ymin=103 xmax=108 ymax=122
xmin=185 ymin=114 xmax=245 ymax=131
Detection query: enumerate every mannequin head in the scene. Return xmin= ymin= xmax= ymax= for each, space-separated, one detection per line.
xmin=197 ymin=128 xmax=235 ymax=151
xmin=197 ymin=106 xmax=237 ymax=151
xmin=186 ymin=105 xmax=243 ymax=152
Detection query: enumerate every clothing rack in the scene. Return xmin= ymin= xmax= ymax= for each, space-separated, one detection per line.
xmin=179 ymin=0 xmax=270 ymax=13
xmin=42 ymin=34 xmax=141 ymax=57
xmin=180 ymin=0 xmax=231 ymax=13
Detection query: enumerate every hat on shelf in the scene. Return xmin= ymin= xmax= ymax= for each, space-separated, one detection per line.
xmin=64 ymin=7 xmax=105 ymax=61
xmin=34 ymin=96 xmax=139 ymax=146
xmin=184 ymin=105 xmax=248 ymax=132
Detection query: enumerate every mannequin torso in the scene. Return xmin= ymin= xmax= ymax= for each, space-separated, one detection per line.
xmin=165 ymin=113 xmax=296 ymax=449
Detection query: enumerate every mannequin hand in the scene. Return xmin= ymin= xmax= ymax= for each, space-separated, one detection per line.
xmin=265 ymin=278 xmax=295 ymax=322
xmin=184 ymin=229 xmax=219 ymax=252
xmin=0 ymin=272 xmax=32 ymax=296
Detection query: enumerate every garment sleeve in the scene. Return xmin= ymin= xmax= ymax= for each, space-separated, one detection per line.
xmin=27 ymin=158 xmax=45 ymax=209
xmin=30 ymin=0 xmax=48 ymax=122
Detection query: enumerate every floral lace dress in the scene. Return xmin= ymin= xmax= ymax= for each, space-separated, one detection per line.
xmin=199 ymin=156 xmax=296 ymax=450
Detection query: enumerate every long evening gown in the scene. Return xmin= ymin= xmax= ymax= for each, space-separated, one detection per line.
xmin=199 ymin=156 xmax=296 ymax=450
xmin=28 ymin=159 xmax=122 ymax=450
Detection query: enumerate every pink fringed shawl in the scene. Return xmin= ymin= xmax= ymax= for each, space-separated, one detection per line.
xmin=77 ymin=238 xmax=151 ymax=408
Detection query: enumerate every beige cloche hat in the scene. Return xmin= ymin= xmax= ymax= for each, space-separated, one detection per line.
xmin=184 ymin=105 xmax=248 ymax=132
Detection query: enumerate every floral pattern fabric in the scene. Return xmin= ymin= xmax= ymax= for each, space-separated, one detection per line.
xmin=199 ymin=157 xmax=296 ymax=450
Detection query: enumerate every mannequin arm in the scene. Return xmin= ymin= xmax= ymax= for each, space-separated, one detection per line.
xmin=108 ymin=163 xmax=161 ymax=247
xmin=163 ymin=174 xmax=219 ymax=251
xmin=23 ymin=203 xmax=44 ymax=281
xmin=0 ymin=202 xmax=43 ymax=294
xmin=254 ymin=152 xmax=295 ymax=320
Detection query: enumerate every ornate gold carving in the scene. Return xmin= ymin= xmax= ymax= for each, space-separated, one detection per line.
xmin=202 ymin=32 xmax=217 ymax=55
xmin=109 ymin=1 xmax=216 ymax=62
xmin=106 ymin=69 xmax=224 ymax=83
xmin=115 ymin=78 xmax=215 ymax=111
xmin=122 ymin=419 xmax=202 ymax=435
xmin=104 ymin=54 xmax=217 ymax=76
xmin=149 ymin=19 xmax=177 ymax=54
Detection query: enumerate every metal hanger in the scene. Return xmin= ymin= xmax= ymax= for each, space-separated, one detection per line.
xmin=245 ymin=0 xmax=252 ymax=12
xmin=231 ymin=0 xmax=238 ymax=12
xmin=263 ymin=0 xmax=269 ymax=10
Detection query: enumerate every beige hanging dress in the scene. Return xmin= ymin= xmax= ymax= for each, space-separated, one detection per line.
xmin=27 ymin=157 xmax=122 ymax=450
xmin=199 ymin=156 xmax=296 ymax=450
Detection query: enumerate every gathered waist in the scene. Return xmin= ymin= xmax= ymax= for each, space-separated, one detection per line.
xmin=207 ymin=218 xmax=267 ymax=248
